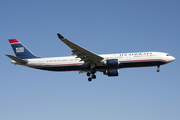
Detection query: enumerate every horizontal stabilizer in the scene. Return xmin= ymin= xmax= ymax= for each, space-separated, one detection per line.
xmin=5 ymin=54 xmax=28 ymax=64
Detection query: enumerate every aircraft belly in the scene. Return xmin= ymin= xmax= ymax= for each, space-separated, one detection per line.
xmin=36 ymin=64 xmax=87 ymax=71
xmin=121 ymin=60 xmax=166 ymax=68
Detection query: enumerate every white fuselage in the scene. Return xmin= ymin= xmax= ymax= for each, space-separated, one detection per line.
xmin=16 ymin=52 xmax=174 ymax=72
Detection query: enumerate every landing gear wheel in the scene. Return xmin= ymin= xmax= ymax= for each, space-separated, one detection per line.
xmin=157 ymin=66 xmax=160 ymax=72
xmin=88 ymin=77 xmax=92 ymax=82
xmin=87 ymin=72 xmax=91 ymax=76
xmin=92 ymin=74 xmax=96 ymax=79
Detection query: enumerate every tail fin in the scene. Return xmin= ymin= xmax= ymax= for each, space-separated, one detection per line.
xmin=8 ymin=39 xmax=39 ymax=59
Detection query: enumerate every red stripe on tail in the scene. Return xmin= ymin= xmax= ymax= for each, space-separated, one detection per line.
xmin=9 ymin=39 xmax=20 ymax=44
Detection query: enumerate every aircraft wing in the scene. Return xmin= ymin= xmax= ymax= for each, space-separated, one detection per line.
xmin=57 ymin=33 xmax=104 ymax=66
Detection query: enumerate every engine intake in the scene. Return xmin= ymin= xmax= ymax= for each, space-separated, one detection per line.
xmin=103 ymin=69 xmax=119 ymax=76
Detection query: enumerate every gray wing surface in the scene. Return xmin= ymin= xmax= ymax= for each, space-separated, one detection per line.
xmin=57 ymin=33 xmax=104 ymax=66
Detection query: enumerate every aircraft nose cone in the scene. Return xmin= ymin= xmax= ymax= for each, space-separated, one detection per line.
xmin=172 ymin=56 xmax=175 ymax=61
xmin=168 ymin=56 xmax=175 ymax=63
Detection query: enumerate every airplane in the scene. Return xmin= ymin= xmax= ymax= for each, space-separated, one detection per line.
xmin=6 ymin=33 xmax=175 ymax=82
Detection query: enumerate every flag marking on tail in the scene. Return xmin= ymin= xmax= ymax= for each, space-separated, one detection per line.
xmin=16 ymin=47 xmax=24 ymax=53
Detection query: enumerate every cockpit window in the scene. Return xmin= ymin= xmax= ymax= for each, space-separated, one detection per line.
xmin=166 ymin=54 xmax=170 ymax=56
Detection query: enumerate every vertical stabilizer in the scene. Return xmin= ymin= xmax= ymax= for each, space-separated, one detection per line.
xmin=9 ymin=39 xmax=39 ymax=59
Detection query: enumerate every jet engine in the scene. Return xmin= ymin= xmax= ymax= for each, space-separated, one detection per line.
xmin=103 ymin=59 xmax=119 ymax=67
xmin=103 ymin=69 xmax=119 ymax=76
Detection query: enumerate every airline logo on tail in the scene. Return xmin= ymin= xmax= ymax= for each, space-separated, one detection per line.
xmin=8 ymin=39 xmax=39 ymax=59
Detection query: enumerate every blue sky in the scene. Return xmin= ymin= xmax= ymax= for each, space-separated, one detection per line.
xmin=1 ymin=0 xmax=180 ymax=120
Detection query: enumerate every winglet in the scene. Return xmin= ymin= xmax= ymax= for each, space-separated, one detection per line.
xmin=57 ymin=33 xmax=64 ymax=39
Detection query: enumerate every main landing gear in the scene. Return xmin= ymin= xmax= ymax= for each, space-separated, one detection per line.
xmin=157 ymin=65 xmax=160 ymax=72
xmin=87 ymin=69 xmax=96 ymax=82
xmin=87 ymin=63 xmax=96 ymax=82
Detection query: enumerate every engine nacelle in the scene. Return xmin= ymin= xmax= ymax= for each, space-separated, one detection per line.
xmin=103 ymin=69 xmax=119 ymax=76
xmin=103 ymin=59 xmax=119 ymax=67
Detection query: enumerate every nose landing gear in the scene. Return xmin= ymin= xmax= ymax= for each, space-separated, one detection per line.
xmin=157 ymin=66 xmax=160 ymax=72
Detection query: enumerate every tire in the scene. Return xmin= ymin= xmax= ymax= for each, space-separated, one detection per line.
xmin=88 ymin=77 xmax=92 ymax=82
xmin=87 ymin=72 xmax=91 ymax=76
xmin=92 ymin=75 xmax=96 ymax=79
